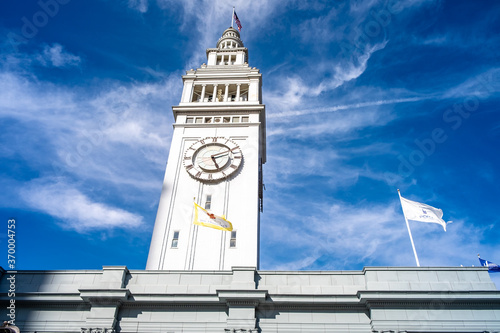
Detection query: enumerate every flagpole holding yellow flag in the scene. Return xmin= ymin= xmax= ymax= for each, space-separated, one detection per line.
xmin=398 ymin=189 xmax=421 ymax=267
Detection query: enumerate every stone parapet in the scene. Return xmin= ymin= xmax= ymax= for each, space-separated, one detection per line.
xmin=1 ymin=266 xmax=499 ymax=332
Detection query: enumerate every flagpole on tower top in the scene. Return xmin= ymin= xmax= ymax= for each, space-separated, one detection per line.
xmin=231 ymin=7 xmax=235 ymax=28
xmin=398 ymin=189 xmax=421 ymax=267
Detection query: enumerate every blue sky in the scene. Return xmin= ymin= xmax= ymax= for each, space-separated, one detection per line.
xmin=1 ymin=0 xmax=499 ymax=287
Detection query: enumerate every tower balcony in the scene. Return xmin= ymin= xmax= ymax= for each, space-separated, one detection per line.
xmin=184 ymin=82 xmax=261 ymax=104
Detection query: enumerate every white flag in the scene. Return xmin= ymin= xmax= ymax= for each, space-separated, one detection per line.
xmin=399 ymin=195 xmax=449 ymax=231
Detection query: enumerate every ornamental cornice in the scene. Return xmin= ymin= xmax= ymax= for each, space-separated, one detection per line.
xmin=183 ymin=70 xmax=260 ymax=78
xmin=257 ymin=303 xmax=367 ymax=311
xmin=217 ymin=289 xmax=268 ymax=302
xmin=79 ymin=288 xmax=130 ymax=305
xmin=365 ymin=300 xmax=500 ymax=309
xmin=12 ymin=301 xmax=91 ymax=309
xmin=207 ymin=47 xmax=247 ymax=53
xmin=173 ymin=104 xmax=265 ymax=113
xmin=7 ymin=292 xmax=83 ymax=302
xmin=206 ymin=47 xmax=248 ymax=58
xmin=121 ymin=302 xmax=227 ymax=310
xmin=357 ymin=290 xmax=500 ymax=301
xmin=173 ymin=123 xmax=261 ymax=129
xmin=361 ymin=266 xmax=490 ymax=272
xmin=174 ymin=108 xmax=263 ymax=115
xmin=81 ymin=328 xmax=114 ymax=333
xmin=227 ymin=300 xmax=260 ymax=307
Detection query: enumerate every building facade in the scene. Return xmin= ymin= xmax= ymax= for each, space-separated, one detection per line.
xmin=1 ymin=28 xmax=500 ymax=333
xmin=2 ymin=266 xmax=500 ymax=332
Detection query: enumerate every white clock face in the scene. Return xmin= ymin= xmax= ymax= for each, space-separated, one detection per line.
xmin=195 ymin=144 xmax=230 ymax=171
xmin=184 ymin=137 xmax=242 ymax=182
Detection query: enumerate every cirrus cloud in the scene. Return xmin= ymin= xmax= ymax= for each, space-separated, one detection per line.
xmin=20 ymin=179 xmax=144 ymax=232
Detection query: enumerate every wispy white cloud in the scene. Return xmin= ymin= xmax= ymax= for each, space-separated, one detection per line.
xmin=20 ymin=179 xmax=144 ymax=232
xmin=262 ymin=200 xmax=405 ymax=270
xmin=128 ymin=0 xmax=148 ymax=13
xmin=0 ymin=67 xmax=178 ymax=186
xmin=152 ymin=0 xmax=293 ymax=68
xmin=420 ymin=35 xmax=447 ymax=46
xmin=0 ymin=43 xmax=81 ymax=71
xmin=265 ymin=140 xmax=401 ymax=193
xmin=262 ymin=198 xmax=497 ymax=271
xmin=265 ymin=41 xmax=389 ymax=112
xmin=268 ymin=96 xmax=431 ymax=120
xmin=36 ymin=44 xmax=81 ymax=68
xmin=264 ymin=0 xmax=439 ymax=109
xmin=0 ymin=46 xmax=183 ymax=235
xmin=443 ymin=68 xmax=500 ymax=99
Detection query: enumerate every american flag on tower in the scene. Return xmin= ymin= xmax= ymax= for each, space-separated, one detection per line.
xmin=234 ymin=11 xmax=242 ymax=31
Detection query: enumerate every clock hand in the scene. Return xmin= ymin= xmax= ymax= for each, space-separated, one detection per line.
xmin=211 ymin=149 xmax=231 ymax=158
xmin=211 ymin=156 xmax=220 ymax=169
xmin=212 ymin=153 xmax=229 ymax=160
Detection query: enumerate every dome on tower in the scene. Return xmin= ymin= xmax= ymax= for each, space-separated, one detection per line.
xmin=216 ymin=27 xmax=244 ymax=49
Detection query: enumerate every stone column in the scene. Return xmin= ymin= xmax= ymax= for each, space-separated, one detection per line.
xmin=236 ymin=84 xmax=241 ymax=102
xmin=200 ymin=84 xmax=206 ymax=102
xmin=224 ymin=83 xmax=229 ymax=102
xmin=213 ymin=84 xmax=218 ymax=102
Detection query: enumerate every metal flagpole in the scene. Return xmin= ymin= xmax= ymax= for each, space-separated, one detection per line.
xmin=398 ymin=189 xmax=421 ymax=267
xmin=231 ymin=7 xmax=235 ymax=28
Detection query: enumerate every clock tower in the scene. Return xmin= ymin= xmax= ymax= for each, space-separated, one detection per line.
xmin=146 ymin=27 xmax=266 ymax=270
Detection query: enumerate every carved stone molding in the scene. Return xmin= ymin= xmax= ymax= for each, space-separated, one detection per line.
xmin=80 ymin=328 xmax=115 ymax=333
xmin=79 ymin=289 xmax=130 ymax=306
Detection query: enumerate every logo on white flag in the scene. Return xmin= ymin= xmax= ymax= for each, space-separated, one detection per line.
xmin=399 ymin=194 xmax=450 ymax=231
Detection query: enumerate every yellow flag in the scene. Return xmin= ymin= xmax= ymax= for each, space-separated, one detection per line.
xmin=193 ymin=203 xmax=233 ymax=231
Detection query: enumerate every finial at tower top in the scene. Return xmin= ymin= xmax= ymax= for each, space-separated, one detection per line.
xmin=216 ymin=27 xmax=244 ymax=49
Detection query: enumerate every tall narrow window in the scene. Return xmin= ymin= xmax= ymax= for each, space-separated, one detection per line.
xmin=230 ymin=230 xmax=237 ymax=248
xmin=171 ymin=231 xmax=179 ymax=248
xmin=205 ymin=194 xmax=212 ymax=210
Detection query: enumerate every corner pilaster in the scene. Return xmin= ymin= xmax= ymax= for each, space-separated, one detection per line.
xmin=79 ymin=266 xmax=130 ymax=333
xmin=218 ymin=267 xmax=267 ymax=332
